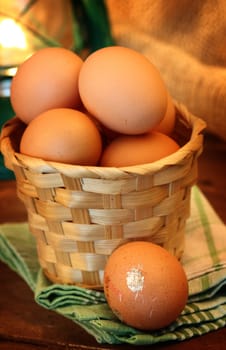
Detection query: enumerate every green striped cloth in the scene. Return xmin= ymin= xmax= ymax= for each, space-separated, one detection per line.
xmin=0 ymin=186 xmax=226 ymax=345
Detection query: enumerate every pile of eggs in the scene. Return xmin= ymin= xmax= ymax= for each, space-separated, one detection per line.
xmin=10 ymin=45 xmax=180 ymax=167
xmin=10 ymin=46 xmax=189 ymax=331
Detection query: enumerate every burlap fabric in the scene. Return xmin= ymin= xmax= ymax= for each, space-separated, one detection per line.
xmin=106 ymin=0 xmax=226 ymax=141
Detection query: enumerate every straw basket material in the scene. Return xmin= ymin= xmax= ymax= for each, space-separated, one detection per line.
xmin=0 ymin=102 xmax=206 ymax=289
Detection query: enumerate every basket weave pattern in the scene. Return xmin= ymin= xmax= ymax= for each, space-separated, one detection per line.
xmin=0 ymin=102 xmax=206 ymax=289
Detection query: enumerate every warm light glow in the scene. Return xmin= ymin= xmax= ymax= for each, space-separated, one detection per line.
xmin=0 ymin=18 xmax=27 ymax=49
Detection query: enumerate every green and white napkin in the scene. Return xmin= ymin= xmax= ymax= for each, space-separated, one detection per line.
xmin=0 ymin=186 xmax=226 ymax=345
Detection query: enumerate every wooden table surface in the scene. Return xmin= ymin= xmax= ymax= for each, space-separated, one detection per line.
xmin=0 ymin=132 xmax=226 ymax=350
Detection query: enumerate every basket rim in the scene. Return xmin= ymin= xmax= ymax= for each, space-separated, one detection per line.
xmin=0 ymin=101 xmax=206 ymax=179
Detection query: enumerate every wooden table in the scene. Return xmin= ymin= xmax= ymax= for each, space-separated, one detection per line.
xmin=0 ymin=132 xmax=225 ymax=350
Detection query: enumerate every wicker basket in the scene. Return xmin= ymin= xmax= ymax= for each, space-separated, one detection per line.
xmin=0 ymin=102 xmax=206 ymax=289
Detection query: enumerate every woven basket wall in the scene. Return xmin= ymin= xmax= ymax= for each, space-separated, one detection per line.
xmin=0 ymin=102 xmax=206 ymax=289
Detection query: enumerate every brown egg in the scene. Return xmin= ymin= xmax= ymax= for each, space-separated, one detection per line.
xmin=20 ymin=108 xmax=102 ymax=165
xmin=10 ymin=47 xmax=83 ymax=124
xmin=155 ymin=93 xmax=176 ymax=135
xmin=100 ymin=131 xmax=180 ymax=167
xmin=78 ymin=46 xmax=168 ymax=135
xmin=104 ymin=241 xmax=188 ymax=331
